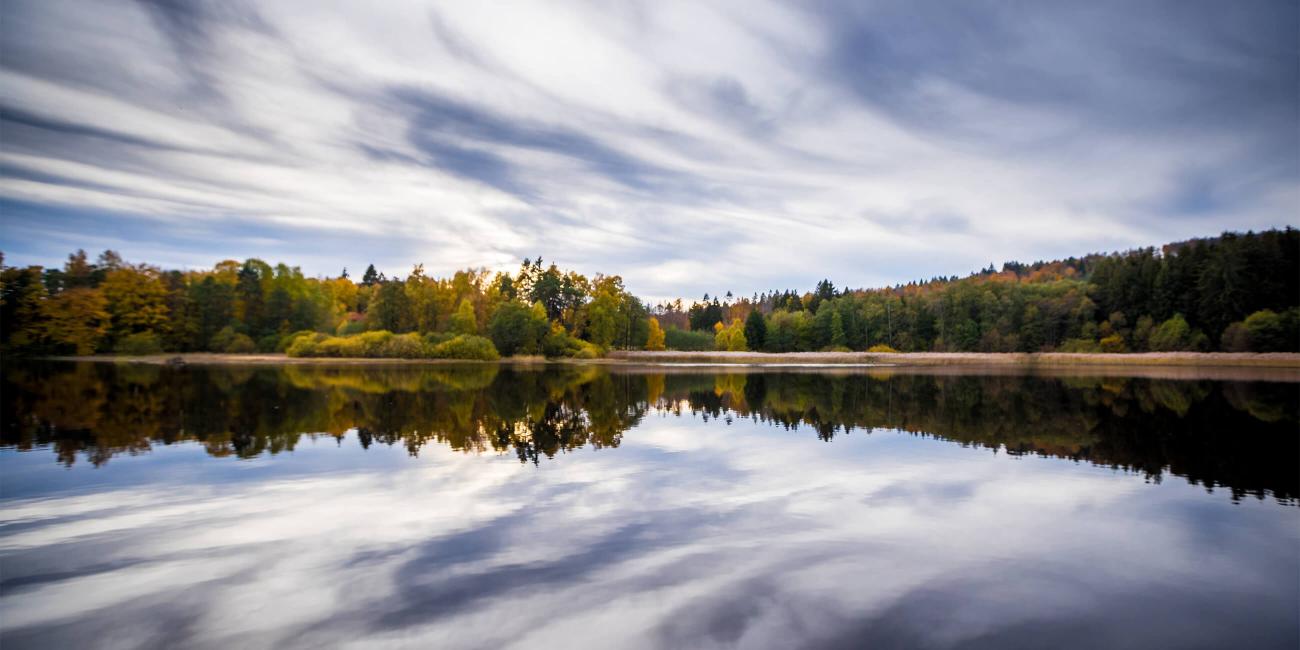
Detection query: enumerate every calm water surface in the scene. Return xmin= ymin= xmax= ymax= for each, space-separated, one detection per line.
xmin=1 ymin=362 xmax=1297 ymax=649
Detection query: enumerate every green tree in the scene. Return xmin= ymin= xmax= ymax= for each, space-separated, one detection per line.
xmin=0 ymin=265 xmax=48 ymax=352
xmin=449 ymin=298 xmax=478 ymax=335
xmin=744 ymin=309 xmax=766 ymax=351
xmin=488 ymin=301 xmax=548 ymax=356
xmin=1149 ymin=314 xmax=1191 ymax=351
xmin=830 ymin=309 xmax=847 ymax=348
xmin=371 ymin=280 xmax=414 ymax=332
xmin=1242 ymin=310 xmax=1290 ymax=352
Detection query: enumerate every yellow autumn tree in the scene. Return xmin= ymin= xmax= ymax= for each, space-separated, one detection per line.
xmin=714 ymin=318 xmax=748 ymax=351
xmin=100 ymin=266 xmax=169 ymax=338
xmin=41 ymin=288 xmax=111 ymax=354
xmin=645 ymin=317 xmax=666 ymax=351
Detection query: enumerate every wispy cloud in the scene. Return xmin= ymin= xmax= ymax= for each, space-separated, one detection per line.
xmin=1 ymin=0 xmax=1295 ymax=300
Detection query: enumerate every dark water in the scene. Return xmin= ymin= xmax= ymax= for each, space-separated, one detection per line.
xmin=1 ymin=362 xmax=1297 ymax=650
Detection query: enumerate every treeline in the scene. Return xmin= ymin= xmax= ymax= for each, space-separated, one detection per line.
xmin=651 ymin=228 xmax=1299 ymax=353
xmin=4 ymin=363 xmax=1295 ymax=502
xmin=1 ymin=228 xmax=1296 ymax=357
xmin=0 ymin=252 xmax=644 ymax=359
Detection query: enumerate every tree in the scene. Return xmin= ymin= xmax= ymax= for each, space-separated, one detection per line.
xmin=645 ymin=317 xmax=666 ymax=351
xmin=190 ymin=276 xmax=234 ymax=349
xmin=1242 ymin=309 xmax=1290 ymax=352
xmin=40 ymin=288 xmax=110 ymax=354
xmin=714 ymin=318 xmax=748 ymax=351
xmin=830 ymin=310 xmax=847 ymax=348
xmin=370 ymin=280 xmax=414 ymax=332
xmin=743 ymin=309 xmax=766 ymax=351
xmin=0 ymin=265 xmax=48 ymax=352
xmin=811 ymin=302 xmax=835 ymax=349
xmin=1149 ymin=314 xmax=1192 ymax=351
xmin=449 ymin=298 xmax=478 ymax=335
xmin=488 ymin=301 xmax=548 ymax=356
xmin=361 ymin=264 xmax=381 ymax=287
xmin=100 ymin=266 xmax=170 ymax=340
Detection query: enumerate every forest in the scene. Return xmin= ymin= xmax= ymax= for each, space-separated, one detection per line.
xmin=0 ymin=228 xmax=1296 ymax=358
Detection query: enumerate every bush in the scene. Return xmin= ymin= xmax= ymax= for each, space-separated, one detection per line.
xmin=286 ymin=330 xmax=500 ymax=360
xmin=115 ymin=332 xmax=163 ymax=355
xmin=541 ymin=324 xmax=603 ymax=358
xmin=379 ymin=332 xmax=425 ymax=358
xmin=210 ymin=325 xmax=239 ymax=352
xmin=255 ymin=334 xmax=280 ymax=353
xmin=278 ymin=330 xmax=318 ymax=353
xmin=430 ymin=334 xmax=500 ymax=360
xmin=1221 ymin=322 xmax=1250 ymax=352
xmin=1149 ymin=314 xmax=1191 ymax=351
xmin=336 ymin=318 xmax=368 ymax=336
xmin=1098 ymin=335 xmax=1128 ymax=353
xmin=225 ymin=333 xmax=256 ymax=354
xmin=1059 ymin=338 xmax=1102 ymax=353
xmin=867 ymin=344 xmax=898 ymax=353
xmin=664 ymin=327 xmax=713 ymax=351
xmin=286 ymin=333 xmax=326 ymax=357
xmin=1242 ymin=309 xmax=1291 ymax=352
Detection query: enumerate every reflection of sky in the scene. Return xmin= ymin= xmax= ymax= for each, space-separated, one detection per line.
xmin=1 ymin=416 xmax=1297 ymax=649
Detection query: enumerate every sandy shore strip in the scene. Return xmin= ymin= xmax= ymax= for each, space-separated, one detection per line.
xmin=30 ymin=350 xmax=1300 ymax=381
xmin=608 ymin=350 xmax=1300 ymax=368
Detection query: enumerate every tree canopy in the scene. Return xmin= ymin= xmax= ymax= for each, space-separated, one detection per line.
xmin=2 ymin=228 xmax=1295 ymax=357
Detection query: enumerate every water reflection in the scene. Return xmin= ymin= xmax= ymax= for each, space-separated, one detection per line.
xmin=1 ymin=362 xmax=1297 ymax=649
xmin=2 ymin=362 xmax=1296 ymax=503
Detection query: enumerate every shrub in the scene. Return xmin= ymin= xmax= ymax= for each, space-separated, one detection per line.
xmin=336 ymin=318 xmax=368 ymax=336
xmin=1149 ymin=314 xmax=1191 ymax=352
xmin=1221 ymin=322 xmax=1250 ymax=352
xmin=423 ymin=332 xmax=454 ymax=348
xmin=210 ymin=326 xmax=239 ymax=352
xmin=379 ymin=332 xmax=425 ymax=358
xmin=225 ymin=333 xmax=256 ymax=354
xmin=255 ymin=334 xmax=280 ymax=353
xmin=430 ymin=334 xmax=500 ymax=360
xmin=1242 ymin=309 xmax=1291 ymax=352
xmin=539 ymin=323 xmax=603 ymax=358
xmin=286 ymin=333 xmax=326 ymax=357
xmin=278 ymin=330 xmax=318 ymax=353
xmin=1098 ymin=335 xmax=1128 ymax=353
xmin=1059 ymin=338 xmax=1102 ymax=353
xmin=115 ymin=332 xmax=163 ymax=355
xmin=664 ymin=327 xmax=713 ymax=351
xmin=867 ymin=344 xmax=898 ymax=353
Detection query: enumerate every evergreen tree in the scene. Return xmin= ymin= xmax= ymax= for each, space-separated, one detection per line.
xmin=744 ymin=309 xmax=766 ymax=351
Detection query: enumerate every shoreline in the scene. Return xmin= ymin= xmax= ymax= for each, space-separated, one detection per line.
xmin=607 ymin=350 xmax=1300 ymax=368
xmin=32 ymin=350 xmax=1300 ymax=368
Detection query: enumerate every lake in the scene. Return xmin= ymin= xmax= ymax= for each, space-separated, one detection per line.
xmin=1 ymin=361 xmax=1297 ymax=649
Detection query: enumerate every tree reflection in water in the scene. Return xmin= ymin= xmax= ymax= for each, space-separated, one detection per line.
xmin=2 ymin=362 xmax=1296 ymax=503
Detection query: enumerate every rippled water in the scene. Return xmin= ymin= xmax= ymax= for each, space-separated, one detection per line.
xmin=2 ymin=362 xmax=1297 ymax=649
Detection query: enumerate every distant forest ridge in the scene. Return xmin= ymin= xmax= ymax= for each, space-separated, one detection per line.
xmin=1 ymin=227 xmax=1297 ymax=357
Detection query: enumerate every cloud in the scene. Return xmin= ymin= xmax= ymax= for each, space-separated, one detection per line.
xmin=0 ymin=0 xmax=1295 ymax=301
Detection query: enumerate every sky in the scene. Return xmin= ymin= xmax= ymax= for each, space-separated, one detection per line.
xmin=0 ymin=0 xmax=1296 ymax=302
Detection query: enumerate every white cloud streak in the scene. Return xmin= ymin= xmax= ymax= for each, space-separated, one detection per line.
xmin=0 ymin=0 xmax=1295 ymax=300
